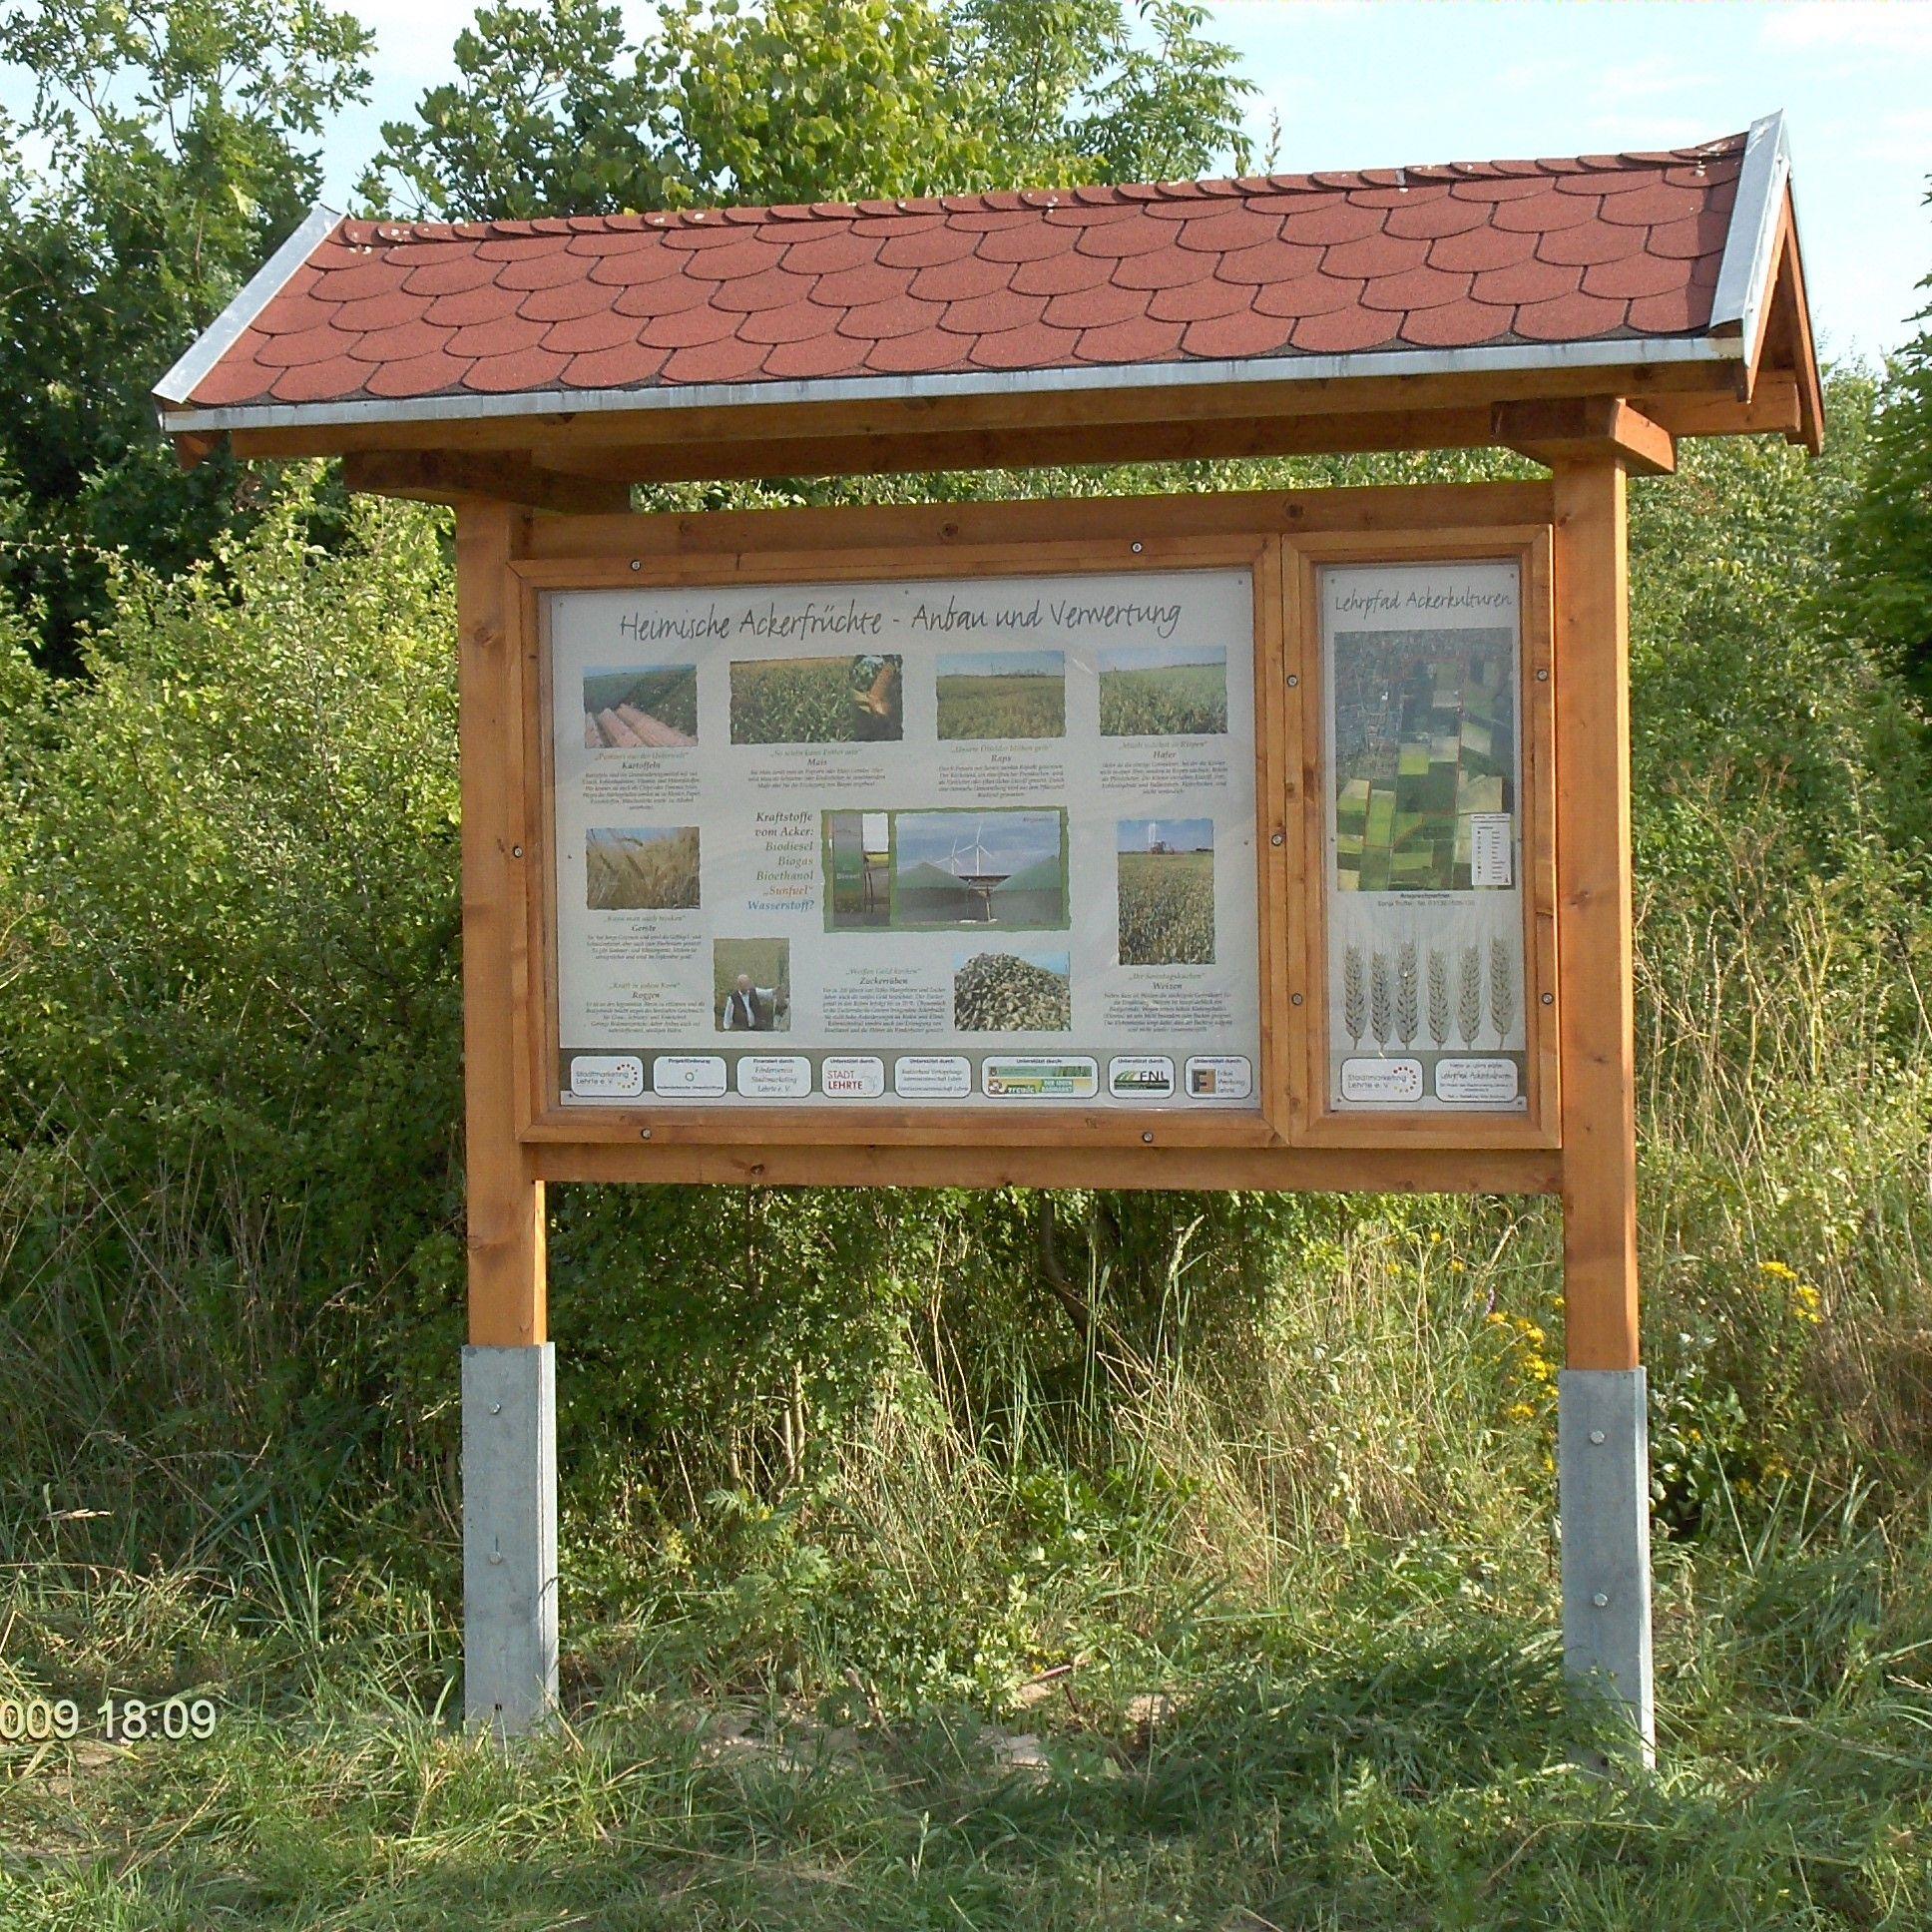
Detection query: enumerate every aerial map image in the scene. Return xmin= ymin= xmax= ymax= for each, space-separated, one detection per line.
xmin=1330 ymin=626 xmax=1516 ymax=892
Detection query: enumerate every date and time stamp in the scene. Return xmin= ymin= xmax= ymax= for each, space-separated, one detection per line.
xmin=0 ymin=1694 xmax=220 ymax=1745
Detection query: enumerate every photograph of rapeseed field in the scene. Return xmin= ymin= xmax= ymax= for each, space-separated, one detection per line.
xmin=728 ymin=652 xmax=902 ymax=743
xmin=1331 ymin=626 xmax=1515 ymax=892
xmin=582 ymin=664 xmax=698 ymax=747
xmin=584 ymin=826 xmax=701 ymax=910
xmin=935 ymin=649 xmax=1066 ymax=738
xmin=1117 ymin=818 xmax=1215 ymax=965
xmin=1098 ymin=643 xmax=1227 ymax=735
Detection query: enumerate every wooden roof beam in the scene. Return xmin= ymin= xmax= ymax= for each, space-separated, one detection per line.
xmin=340 ymin=450 xmax=630 ymax=515
xmin=1492 ymin=397 xmax=1677 ymax=477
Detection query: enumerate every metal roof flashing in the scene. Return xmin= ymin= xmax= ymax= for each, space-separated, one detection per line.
xmin=154 ymin=333 xmax=1744 ymax=441
xmin=153 ymin=205 xmax=343 ymax=411
xmin=1708 ymin=111 xmax=1790 ymax=365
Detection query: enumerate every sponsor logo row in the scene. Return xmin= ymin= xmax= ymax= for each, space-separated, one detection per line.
xmin=569 ymin=1052 xmax=1252 ymax=1104
xmin=1336 ymin=1055 xmax=1520 ymax=1105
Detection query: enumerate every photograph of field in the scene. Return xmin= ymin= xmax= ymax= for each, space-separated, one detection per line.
xmin=1117 ymin=818 xmax=1214 ymax=966
xmin=728 ymin=653 xmax=903 ymax=743
xmin=1097 ymin=644 xmax=1227 ymax=736
xmin=953 ymin=949 xmax=1072 ymax=1032
xmin=582 ymin=665 xmax=698 ymax=747
xmin=893 ymin=809 xmax=1068 ymax=930
xmin=584 ymin=826 xmax=700 ymax=911
xmin=935 ymin=649 xmax=1066 ymax=739
xmin=1330 ymin=626 xmax=1515 ymax=892
xmin=824 ymin=810 xmax=892 ymax=931
xmin=714 ymin=937 xmax=790 ymax=1032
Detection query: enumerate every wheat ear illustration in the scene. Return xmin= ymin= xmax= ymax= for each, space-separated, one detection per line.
xmin=1427 ymin=948 xmax=1450 ymax=1048
xmin=1457 ymin=943 xmax=1483 ymax=1048
xmin=1370 ymin=951 xmax=1393 ymax=1048
xmin=1395 ymin=938 xmax=1419 ymax=1046
xmin=1342 ymin=943 xmax=1368 ymax=1048
xmin=1488 ymin=935 xmax=1517 ymax=1046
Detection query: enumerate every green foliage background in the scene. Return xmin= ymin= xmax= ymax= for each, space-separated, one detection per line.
xmin=2 ymin=3 xmax=1932 ymax=1922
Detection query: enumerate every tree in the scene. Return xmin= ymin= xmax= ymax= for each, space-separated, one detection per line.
xmin=1832 ymin=239 xmax=1932 ymax=700
xmin=360 ymin=0 xmax=1254 ymax=220
xmin=0 ymin=0 xmax=372 ymax=671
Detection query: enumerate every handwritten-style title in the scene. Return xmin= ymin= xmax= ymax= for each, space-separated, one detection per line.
xmin=1330 ymin=585 xmax=1513 ymax=617
xmin=614 ymin=592 xmax=1185 ymax=645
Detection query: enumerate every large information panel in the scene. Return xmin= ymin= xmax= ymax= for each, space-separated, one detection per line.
xmin=547 ymin=568 xmax=1261 ymax=1111
xmin=1319 ymin=559 xmax=1528 ymax=1115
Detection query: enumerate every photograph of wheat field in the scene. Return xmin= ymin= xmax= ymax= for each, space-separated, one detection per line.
xmin=1097 ymin=643 xmax=1227 ymax=735
xmin=935 ymin=648 xmax=1066 ymax=738
xmin=584 ymin=826 xmax=701 ymax=910
xmin=1117 ymin=817 xmax=1214 ymax=965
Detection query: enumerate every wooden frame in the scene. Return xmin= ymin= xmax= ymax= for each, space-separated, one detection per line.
xmin=455 ymin=479 xmax=1567 ymax=1194
xmin=1283 ymin=525 xmax=1561 ymax=1151
xmin=513 ymin=528 xmax=1286 ymax=1154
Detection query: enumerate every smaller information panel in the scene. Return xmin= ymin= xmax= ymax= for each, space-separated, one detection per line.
xmin=1320 ymin=559 xmax=1528 ymax=1114
xmin=548 ymin=567 xmax=1262 ymax=1110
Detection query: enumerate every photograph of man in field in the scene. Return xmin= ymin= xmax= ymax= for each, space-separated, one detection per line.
xmin=715 ymin=938 xmax=789 ymax=1032
xmin=935 ymin=649 xmax=1066 ymax=739
xmin=1098 ymin=644 xmax=1227 ymax=736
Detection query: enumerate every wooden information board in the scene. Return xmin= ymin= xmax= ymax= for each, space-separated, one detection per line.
xmin=487 ymin=484 xmax=1560 ymax=1192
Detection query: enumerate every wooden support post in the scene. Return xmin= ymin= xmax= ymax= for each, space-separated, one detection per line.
xmin=1554 ymin=457 xmax=1638 ymax=1373
xmin=455 ymin=500 xmax=556 ymax=1731
xmin=457 ymin=500 xmax=546 ymax=1349
xmin=1552 ymin=452 xmax=1654 ymax=1757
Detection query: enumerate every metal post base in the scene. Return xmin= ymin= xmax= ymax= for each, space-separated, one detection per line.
xmin=463 ymin=1344 xmax=558 ymax=1733
xmin=1558 ymin=1367 xmax=1656 ymax=1761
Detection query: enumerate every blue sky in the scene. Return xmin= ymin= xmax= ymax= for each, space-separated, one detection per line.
xmin=5 ymin=1 xmax=1926 ymax=359
xmin=936 ymin=649 xmax=1064 ymax=679
xmin=897 ymin=810 xmax=1063 ymax=875
xmin=304 ymin=0 xmax=1932 ymax=362
xmin=1119 ymin=817 xmax=1214 ymax=854
xmin=1099 ymin=644 xmax=1226 ymax=675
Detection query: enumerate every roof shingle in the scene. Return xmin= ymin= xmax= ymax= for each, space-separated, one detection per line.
xmin=163 ymin=135 xmax=1749 ymax=412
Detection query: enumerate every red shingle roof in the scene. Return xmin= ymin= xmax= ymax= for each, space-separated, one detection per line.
xmin=162 ymin=135 xmax=1755 ymax=418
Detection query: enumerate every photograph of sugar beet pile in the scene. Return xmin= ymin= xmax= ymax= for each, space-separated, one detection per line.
xmin=952 ymin=948 xmax=1072 ymax=1031
xmin=582 ymin=665 xmax=699 ymax=747
xmin=584 ymin=826 xmax=701 ymax=910
xmin=1117 ymin=817 xmax=1215 ymax=965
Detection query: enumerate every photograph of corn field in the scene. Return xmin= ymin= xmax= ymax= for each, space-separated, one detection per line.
xmin=952 ymin=948 xmax=1072 ymax=1031
xmin=1117 ymin=817 xmax=1215 ymax=965
xmin=1331 ymin=624 xmax=1514 ymax=892
xmin=584 ymin=826 xmax=701 ymax=910
xmin=935 ymin=648 xmax=1066 ymax=738
xmin=728 ymin=653 xmax=902 ymax=743
xmin=582 ymin=665 xmax=699 ymax=747
xmin=1097 ymin=643 xmax=1227 ymax=735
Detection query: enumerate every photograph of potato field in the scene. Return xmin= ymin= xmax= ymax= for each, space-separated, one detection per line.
xmin=952 ymin=948 xmax=1072 ymax=1031
xmin=584 ymin=826 xmax=701 ymax=910
xmin=935 ymin=649 xmax=1066 ymax=738
xmin=1117 ymin=818 xmax=1215 ymax=965
xmin=1097 ymin=643 xmax=1227 ymax=735
xmin=582 ymin=665 xmax=699 ymax=747
xmin=729 ymin=653 xmax=902 ymax=743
